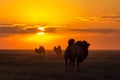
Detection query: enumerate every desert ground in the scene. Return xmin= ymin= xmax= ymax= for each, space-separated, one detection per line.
xmin=0 ymin=50 xmax=120 ymax=80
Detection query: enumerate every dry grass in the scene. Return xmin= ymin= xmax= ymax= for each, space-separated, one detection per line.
xmin=0 ymin=50 xmax=120 ymax=80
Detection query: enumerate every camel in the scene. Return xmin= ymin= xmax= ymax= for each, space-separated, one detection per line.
xmin=64 ymin=39 xmax=90 ymax=72
xmin=53 ymin=45 xmax=62 ymax=55
xmin=35 ymin=46 xmax=45 ymax=55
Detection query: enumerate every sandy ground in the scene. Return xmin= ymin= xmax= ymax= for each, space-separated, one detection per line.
xmin=0 ymin=50 xmax=120 ymax=80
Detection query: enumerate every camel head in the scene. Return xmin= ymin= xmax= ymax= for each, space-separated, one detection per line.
xmin=68 ymin=39 xmax=75 ymax=46
xmin=82 ymin=40 xmax=90 ymax=50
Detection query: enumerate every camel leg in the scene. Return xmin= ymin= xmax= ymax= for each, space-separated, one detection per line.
xmin=65 ymin=59 xmax=68 ymax=72
xmin=71 ymin=58 xmax=75 ymax=72
xmin=77 ymin=61 xmax=80 ymax=72
xmin=69 ymin=59 xmax=72 ymax=72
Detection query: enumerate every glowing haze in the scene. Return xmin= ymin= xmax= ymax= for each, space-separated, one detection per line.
xmin=0 ymin=0 xmax=120 ymax=50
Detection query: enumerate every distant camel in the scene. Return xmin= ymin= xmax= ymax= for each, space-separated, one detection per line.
xmin=35 ymin=46 xmax=45 ymax=55
xmin=64 ymin=39 xmax=90 ymax=72
xmin=53 ymin=45 xmax=62 ymax=55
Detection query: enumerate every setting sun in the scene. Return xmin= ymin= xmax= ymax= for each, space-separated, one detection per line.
xmin=37 ymin=27 xmax=45 ymax=35
xmin=38 ymin=27 xmax=45 ymax=31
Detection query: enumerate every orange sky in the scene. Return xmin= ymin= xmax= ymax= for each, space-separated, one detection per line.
xmin=0 ymin=0 xmax=120 ymax=50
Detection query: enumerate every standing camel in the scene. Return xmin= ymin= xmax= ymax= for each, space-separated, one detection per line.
xmin=35 ymin=46 xmax=45 ymax=55
xmin=64 ymin=39 xmax=90 ymax=72
xmin=53 ymin=45 xmax=62 ymax=55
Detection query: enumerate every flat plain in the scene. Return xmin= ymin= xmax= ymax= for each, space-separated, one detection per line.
xmin=0 ymin=50 xmax=120 ymax=80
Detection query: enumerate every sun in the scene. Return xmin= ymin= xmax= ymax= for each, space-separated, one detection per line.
xmin=38 ymin=27 xmax=45 ymax=31
xmin=37 ymin=27 xmax=45 ymax=35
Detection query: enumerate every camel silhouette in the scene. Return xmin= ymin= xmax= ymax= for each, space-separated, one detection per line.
xmin=64 ymin=39 xmax=90 ymax=72
xmin=35 ymin=46 xmax=45 ymax=55
xmin=53 ymin=45 xmax=62 ymax=55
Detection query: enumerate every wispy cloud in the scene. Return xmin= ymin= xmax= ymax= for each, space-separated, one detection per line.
xmin=68 ymin=28 xmax=120 ymax=34
xmin=0 ymin=24 xmax=119 ymax=37
xmin=45 ymin=27 xmax=58 ymax=33
xmin=101 ymin=15 xmax=120 ymax=19
xmin=75 ymin=16 xmax=101 ymax=22
xmin=75 ymin=14 xmax=120 ymax=23
xmin=0 ymin=25 xmax=59 ymax=37
xmin=0 ymin=27 xmax=39 ymax=34
xmin=101 ymin=14 xmax=120 ymax=22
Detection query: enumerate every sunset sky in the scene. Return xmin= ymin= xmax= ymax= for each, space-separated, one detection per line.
xmin=0 ymin=0 xmax=120 ymax=50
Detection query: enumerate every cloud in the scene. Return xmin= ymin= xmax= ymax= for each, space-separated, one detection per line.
xmin=68 ymin=28 xmax=120 ymax=34
xmin=0 ymin=27 xmax=39 ymax=34
xmin=0 ymin=26 xmax=36 ymax=37
xmin=75 ymin=17 xmax=101 ymax=22
xmin=0 ymin=24 xmax=119 ymax=37
xmin=45 ymin=27 xmax=58 ymax=33
xmin=75 ymin=14 xmax=120 ymax=23
xmin=101 ymin=15 xmax=120 ymax=19
xmin=101 ymin=14 xmax=120 ymax=22
xmin=0 ymin=25 xmax=59 ymax=37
